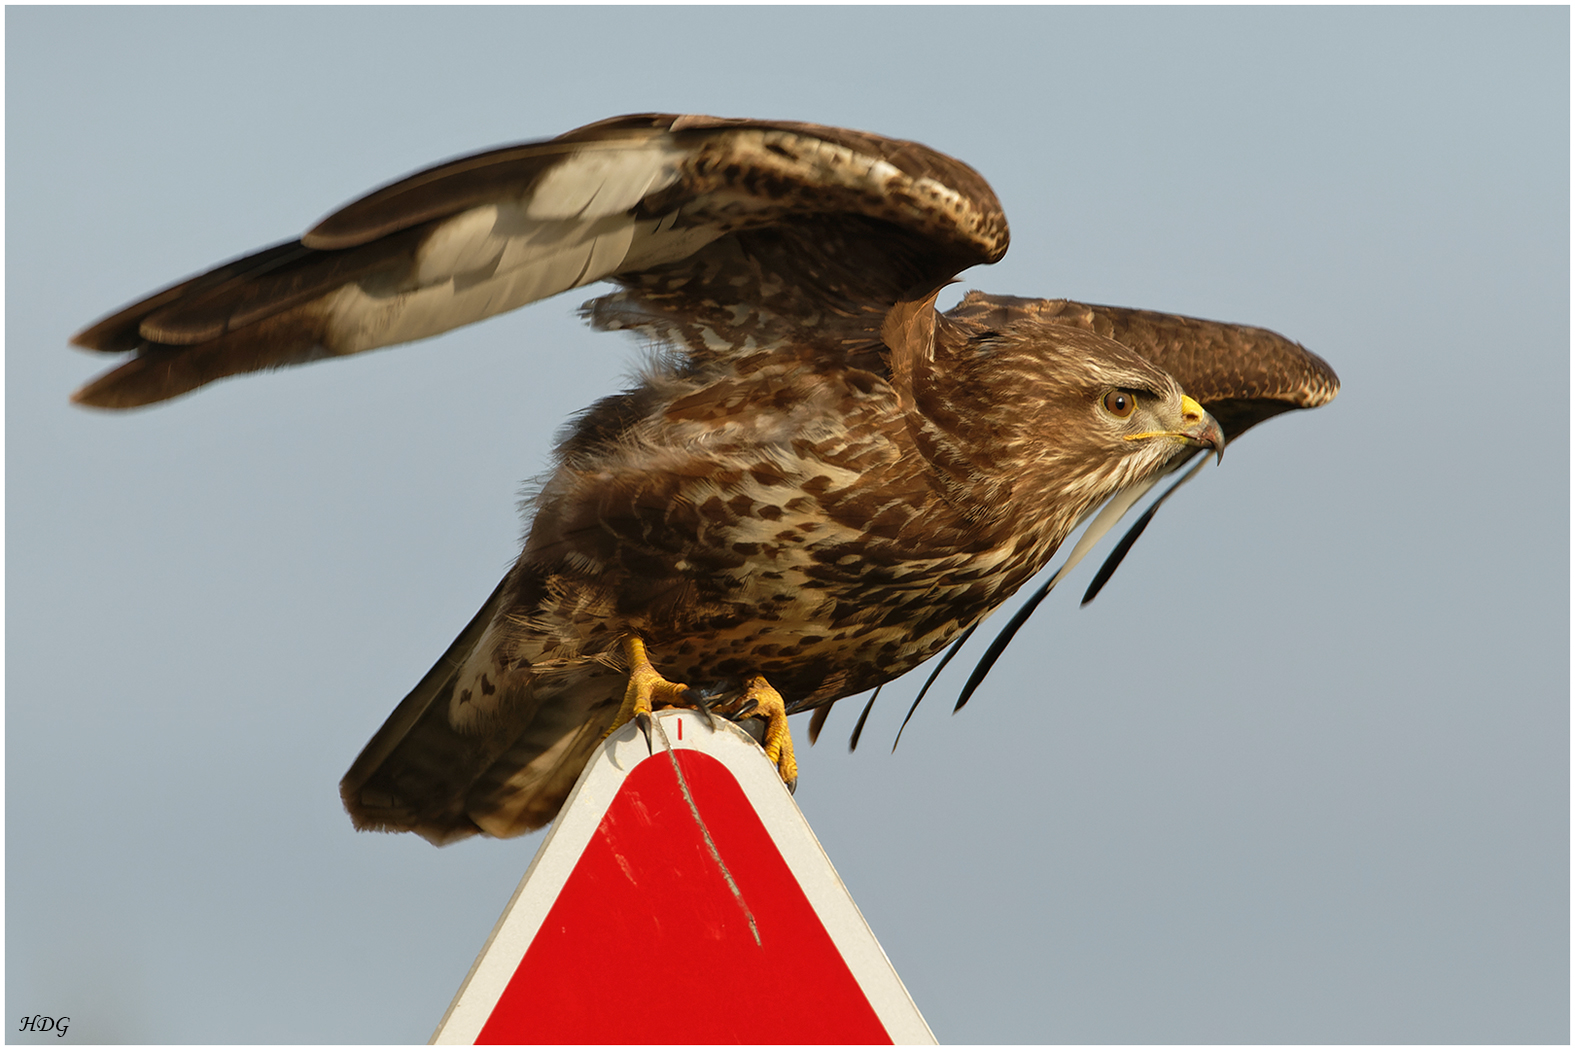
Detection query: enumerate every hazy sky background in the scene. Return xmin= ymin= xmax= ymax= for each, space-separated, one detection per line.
xmin=7 ymin=7 xmax=1568 ymax=1044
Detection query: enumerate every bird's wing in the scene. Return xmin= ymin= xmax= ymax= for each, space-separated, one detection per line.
xmin=71 ymin=113 xmax=1008 ymax=408
xmin=945 ymin=293 xmax=1339 ymax=440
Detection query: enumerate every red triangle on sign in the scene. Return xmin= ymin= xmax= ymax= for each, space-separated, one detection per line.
xmin=479 ymin=750 xmax=890 ymax=1044
xmin=433 ymin=710 xmax=933 ymax=1045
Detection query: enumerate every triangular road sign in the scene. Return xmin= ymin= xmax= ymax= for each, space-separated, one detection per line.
xmin=433 ymin=709 xmax=935 ymax=1044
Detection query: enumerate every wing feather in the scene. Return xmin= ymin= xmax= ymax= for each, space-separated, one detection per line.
xmin=71 ymin=113 xmax=1006 ymax=408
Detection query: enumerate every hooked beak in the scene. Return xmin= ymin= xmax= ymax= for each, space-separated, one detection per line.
xmin=1178 ymin=395 xmax=1224 ymax=464
xmin=1122 ymin=394 xmax=1225 ymax=463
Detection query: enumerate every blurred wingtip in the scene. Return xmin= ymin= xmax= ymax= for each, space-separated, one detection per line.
xmin=807 ymin=702 xmax=832 ymax=745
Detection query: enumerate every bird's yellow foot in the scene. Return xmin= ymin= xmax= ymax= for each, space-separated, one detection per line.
xmin=608 ymin=638 xmax=798 ymax=792
xmin=721 ymin=675 xmax=799 ymax=792
xmin=608 ymin=635 xmax=693 ymax=750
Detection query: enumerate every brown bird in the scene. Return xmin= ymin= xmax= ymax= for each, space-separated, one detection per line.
xmin=71 ymin=113 xmax=1339 ymax=845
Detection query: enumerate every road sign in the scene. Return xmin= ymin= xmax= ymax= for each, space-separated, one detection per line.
xmin=432 ymin=708 xmax=934 ymax=1044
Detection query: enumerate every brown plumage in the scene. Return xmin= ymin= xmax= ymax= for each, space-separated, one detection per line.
xmin=70 ymin=114 xmax=1338 ymax=844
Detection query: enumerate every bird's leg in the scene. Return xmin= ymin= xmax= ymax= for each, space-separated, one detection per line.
xmin=607 ymin=637 xmax=797 ymax=791
xmin=720 ymin=675 xmax=799 ymax=792
xmin=608 ymin=635 xmax=693 ymax=751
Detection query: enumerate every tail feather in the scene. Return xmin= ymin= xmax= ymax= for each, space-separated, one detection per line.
xmin=465 ymin=676 xmax=624 ymax=838
xmin=340 ymin=575 xmax=512 ymax=844
xmin=339 ymin=573 xmax=629 ymax=845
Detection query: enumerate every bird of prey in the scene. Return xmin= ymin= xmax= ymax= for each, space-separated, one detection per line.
xmin=72 ymin=113 xmax=1338 ymax=845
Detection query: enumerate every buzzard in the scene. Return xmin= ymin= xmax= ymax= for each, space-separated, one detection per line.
xmin=72 ymin=113 xmax=1338 ymax=845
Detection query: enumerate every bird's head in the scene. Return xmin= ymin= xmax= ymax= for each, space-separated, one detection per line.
xmin=929 ymin=321 xmax=1222 ymax=537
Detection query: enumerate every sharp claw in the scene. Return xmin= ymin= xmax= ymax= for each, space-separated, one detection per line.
xmin=693 ymin=695 xmax=717 ymax=731
xmin=784 ymin=775 xmax=798 ymax=795
xmin=616 ymin=639 xmax=798 ymax=793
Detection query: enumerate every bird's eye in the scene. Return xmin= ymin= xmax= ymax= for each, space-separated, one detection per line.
xmin=1102 ymin=390 xmax=1137 ymax=418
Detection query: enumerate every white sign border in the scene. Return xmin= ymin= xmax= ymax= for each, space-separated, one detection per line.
xmin=432 ymin=708 xmax=935 ymax=1044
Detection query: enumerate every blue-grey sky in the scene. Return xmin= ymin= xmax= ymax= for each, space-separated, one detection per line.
xmin=7 ymin=6 xmax=1568 ymax=1044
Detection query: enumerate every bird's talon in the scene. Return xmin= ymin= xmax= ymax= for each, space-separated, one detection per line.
xmin=719 ymin=675 xmax=798 ymax=788
xmin=609 ymin=641 xmax=798 ymax=789
xmin=605 ymin=635 xmax=695 ymax=745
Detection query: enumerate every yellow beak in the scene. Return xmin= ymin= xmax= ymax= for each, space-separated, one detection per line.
xmin=1179 ymin=395 xmax=1224 ymax=463
xmin=1123 ymin=395 xmax=1225 ymax=462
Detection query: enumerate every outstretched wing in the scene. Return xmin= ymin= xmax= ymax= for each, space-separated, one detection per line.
xmin=71 ymin=113 xmax=1008 ymax=408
